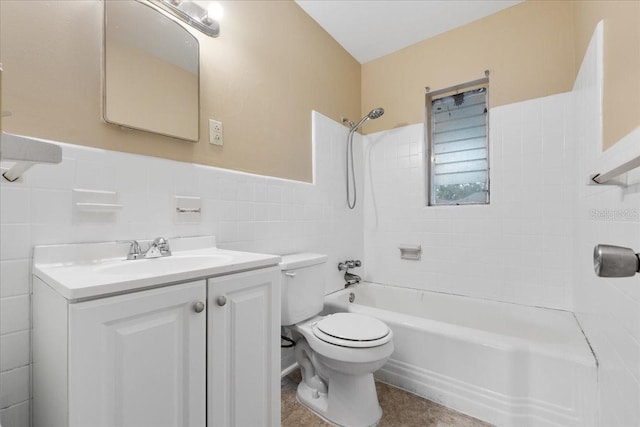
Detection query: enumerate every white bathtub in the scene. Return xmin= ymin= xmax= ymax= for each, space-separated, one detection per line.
xmin=323 ymin=282 xmax=597 ymax=427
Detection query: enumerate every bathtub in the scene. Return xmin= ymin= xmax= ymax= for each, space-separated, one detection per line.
xmin=323 ymin=282 xmax=597 ymax=427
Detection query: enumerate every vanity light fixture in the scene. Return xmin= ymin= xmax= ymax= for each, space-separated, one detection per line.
xmin=148 ymin=0 xmax=222 ymax=37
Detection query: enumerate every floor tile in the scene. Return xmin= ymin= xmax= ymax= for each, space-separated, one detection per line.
xmin=281 ymin=370 xmax=492 ymax=427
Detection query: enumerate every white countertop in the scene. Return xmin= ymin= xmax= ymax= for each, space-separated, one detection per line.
xmin=33 ymin=236 xmax=281 ymax=301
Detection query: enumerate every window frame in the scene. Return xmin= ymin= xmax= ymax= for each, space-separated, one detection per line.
xmin=425 ymin=77 xmax=490 ymax=206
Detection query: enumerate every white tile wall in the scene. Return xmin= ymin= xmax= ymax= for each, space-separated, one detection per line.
xmin=0 ymin=366 xmax=29 ymax=409
xmin=0 ymin=296 xmax=29 ymax=334
xmin=362 ymin=93 xmax=575 ymax=310
xmin=571 ymin=22 xmax=640 ymax=427
xmin=0 ymin=401 xmax=29 ymax=427
xmin=0 ymin=110 xmax=364 ymax=427
xmin=0 ymin=332 xmax=29 ymax=372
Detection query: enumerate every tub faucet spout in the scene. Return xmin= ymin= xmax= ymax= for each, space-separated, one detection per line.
xmin=339 ymin=259 xmax=362 ymax=287
xmin=344 ymin=272 xmax=361 ymax=287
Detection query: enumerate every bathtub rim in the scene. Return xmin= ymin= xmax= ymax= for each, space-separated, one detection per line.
xmin=324 ymin=283 xmax=596 ymax=368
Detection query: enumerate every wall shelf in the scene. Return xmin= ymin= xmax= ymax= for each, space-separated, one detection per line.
xmin=73 ymin=189 xmax=122 ymax=215
xmin=399 ymin=244 xmax=421 ymax=260
xmin=75 ymin=202 xmax=124 ymax=212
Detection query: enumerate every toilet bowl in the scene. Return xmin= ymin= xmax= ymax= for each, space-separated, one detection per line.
xmin=280 ymin=254 xmax=394 ymax=427
xmin=293 ymin=314 xmax=394 ymax=427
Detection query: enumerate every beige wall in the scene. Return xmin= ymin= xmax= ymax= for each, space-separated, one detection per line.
xmin=361 ymin=1 xmax=575 ymax=135
xmin=2 ymin=0 xmax=635 ymax=181
xmin=572 ymin=1 xmax=640 ymax=150
xmin=0 ymin=0 xmax=361 ymax=183
xmin=362 ymin=0 xmax=639 ymax=150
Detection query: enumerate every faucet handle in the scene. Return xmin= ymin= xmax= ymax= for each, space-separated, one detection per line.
xmin=152 ymin=236 xmax=171 ymax=255
xmin=153 ymin=236 xmax=168 ymax=246
xmin=117 ymin=240 xmax=143 ymax=260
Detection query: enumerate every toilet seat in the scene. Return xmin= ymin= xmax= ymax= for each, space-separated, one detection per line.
xmin=312 ymin=313 xmax=391 ymax=348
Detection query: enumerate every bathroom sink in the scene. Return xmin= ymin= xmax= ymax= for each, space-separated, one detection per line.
xmin=32 ymin=236 xmax=281 ymax=301
xmin=94 ymin=253 xmax=236 ymax=276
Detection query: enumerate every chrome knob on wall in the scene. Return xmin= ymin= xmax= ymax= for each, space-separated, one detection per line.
xmin=338 ymin=260 xmax=361 ymax=271
xmin=593 ymin=244 xmax=640 ymax=278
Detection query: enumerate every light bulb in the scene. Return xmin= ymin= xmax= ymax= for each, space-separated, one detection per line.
xmin=207 ymin=2 xmax=223 ymax=21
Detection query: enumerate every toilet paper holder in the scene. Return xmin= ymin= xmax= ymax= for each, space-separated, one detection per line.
xmin=593 ymin=244 xmax=640 ymax=278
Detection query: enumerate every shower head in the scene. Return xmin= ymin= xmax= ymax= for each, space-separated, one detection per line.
xmin=367 ymin=108 xmax=384 ymax=120
xmin=350 ymin=107 xmax=385 ymax=132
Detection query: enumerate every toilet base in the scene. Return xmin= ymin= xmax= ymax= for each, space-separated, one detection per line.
xmin=297 ymin=372 xmax=382 ymax=427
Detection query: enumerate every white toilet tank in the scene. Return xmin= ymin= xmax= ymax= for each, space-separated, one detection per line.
xmin=280 ymin=253 xmax=328 ymax=326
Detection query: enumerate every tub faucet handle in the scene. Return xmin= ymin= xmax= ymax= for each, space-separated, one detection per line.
xmin=338 ymin=259 xmax=362 ymax=271
xmin=339 ymin=259 xmax=362 ymax=287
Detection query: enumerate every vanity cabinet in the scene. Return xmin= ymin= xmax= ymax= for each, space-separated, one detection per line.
xmin=208 ymin=269 xmax=281 ymax=427
xmin=33 ymin=278 xmax=206 ymax=427
xmin=69 ymin=281 xmax=207 ymax=427
xmin=33 ymin=267 xmax=280 ymax=427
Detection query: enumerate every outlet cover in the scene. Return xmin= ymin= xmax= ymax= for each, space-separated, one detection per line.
xmin=209 ymin=119 xmax=223 ymax=146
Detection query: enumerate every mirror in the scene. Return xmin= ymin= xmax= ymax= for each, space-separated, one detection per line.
xmin=103 ymin=0 xmax=199 ymax=141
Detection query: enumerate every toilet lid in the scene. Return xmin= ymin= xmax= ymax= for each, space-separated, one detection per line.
xmin=314 ymin=313 xmax=390 ymax=345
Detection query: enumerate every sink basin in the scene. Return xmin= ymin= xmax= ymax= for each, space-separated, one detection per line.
xmin=32 ymin=236 xmax=281 ymax=300
xmin=94 ymin=254 xmax=235 ymax=276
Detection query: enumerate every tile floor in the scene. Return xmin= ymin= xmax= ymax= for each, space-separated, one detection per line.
xmin=281 ymin=370 xmax=493 ymax=427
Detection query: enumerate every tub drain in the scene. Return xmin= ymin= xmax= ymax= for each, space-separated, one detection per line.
xmin=349 ymin=292 xmax=355 ymax=303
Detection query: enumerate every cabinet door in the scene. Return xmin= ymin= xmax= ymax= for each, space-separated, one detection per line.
xmin=208 ymin=268 xmax=280 ymax=427
xmin=69 ymin=281 xmax=207 ymax=427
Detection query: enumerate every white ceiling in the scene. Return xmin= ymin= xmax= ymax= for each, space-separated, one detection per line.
xmin=295 ymin=0 xmax=523 ymax=64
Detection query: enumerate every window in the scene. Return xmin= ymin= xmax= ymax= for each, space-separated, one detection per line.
xmin=426 ymin=81 xmax=489 ymax=206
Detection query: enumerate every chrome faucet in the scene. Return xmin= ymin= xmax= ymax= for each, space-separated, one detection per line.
xmin=344 ymin=272 xmax=361 ymax=287
xmin=338 ymin=260 xmax=361 ymax=287
xmin=120 ymin=240 xmax=143 ymax=260
xmin=119 ymin=237 xmax=172 ymax=260
xmin=146 ymin=237 xmax=171 ymax=258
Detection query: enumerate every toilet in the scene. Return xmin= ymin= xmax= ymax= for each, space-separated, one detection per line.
xmin=280 ymin=253 xmax=394 ymax=427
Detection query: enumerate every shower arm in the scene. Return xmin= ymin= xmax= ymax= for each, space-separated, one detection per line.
xmin=351 ymin=116 xmax=370 ymax=133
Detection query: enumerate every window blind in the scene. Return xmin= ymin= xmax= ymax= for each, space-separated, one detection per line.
xmin=429 ymin=87 xmax=489 ymax=205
